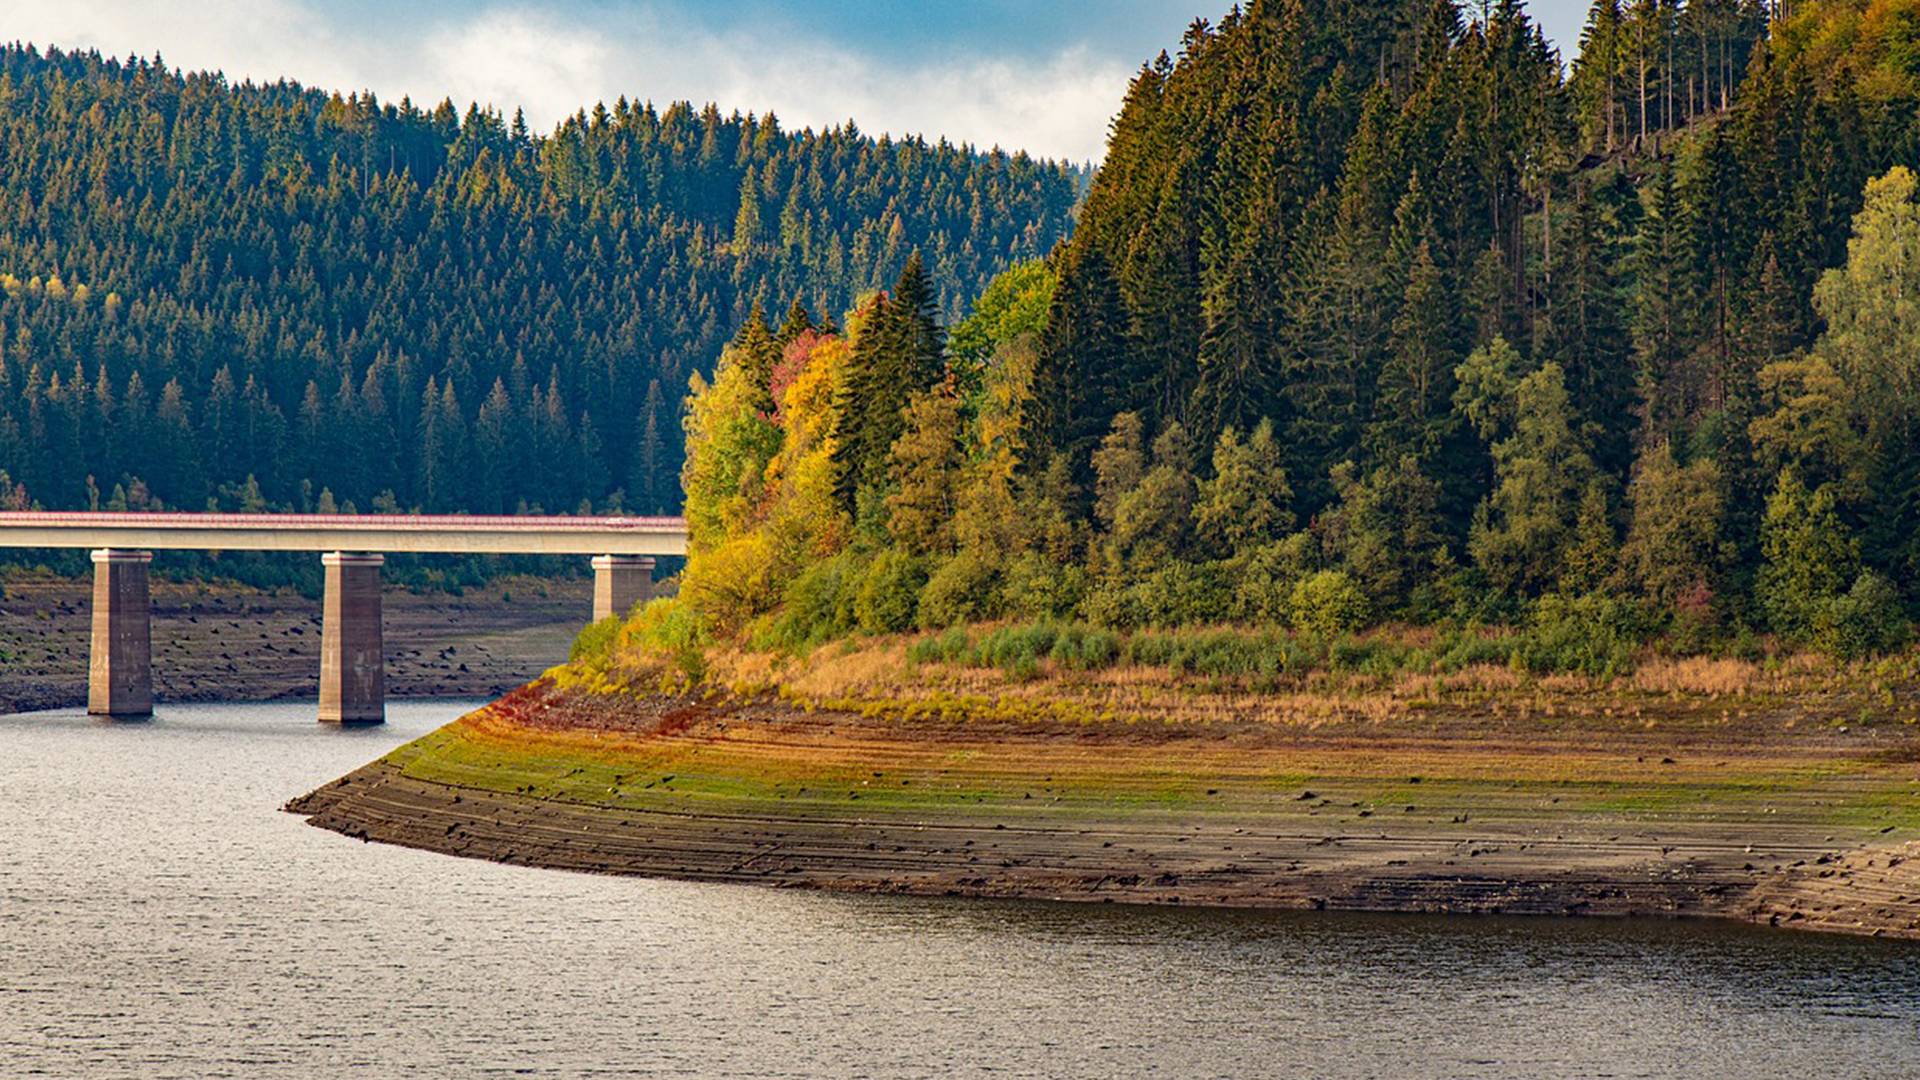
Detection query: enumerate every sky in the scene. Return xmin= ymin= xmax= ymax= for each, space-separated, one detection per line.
xmin=9 ymin=0 xmax=1593 ymax=163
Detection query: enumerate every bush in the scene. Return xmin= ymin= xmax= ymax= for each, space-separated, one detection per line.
xmin=1666 ymin=579 xmax=1724 ymax=655
xmin=1050 ymin=624 xmax=1122 ymax=671
xmin=918 ymin=551 xmax=1002 ymax=629
xmin=619 ymin=597 xmax=713 ymax=683
xmin=998 ymin=553 xmax=1087 ymax=619
xmin=971 ymin=621 xmax=1061 ymax=677
xmin=1818 ymin=572 xmax=1912 ymax=660
xmin=1513 ymin=594 xmax=1638 ymax=678
xmin=1290 ymin=570 xmax=1369 ymax=637
xmin=1081 ymin=580 xmax=1143 ymax=629
xmin=569 ymin=615 xmax=622 ymax=666
xmin=679 ymin=531 xmax=784 ymax=631
xmin=764 ymin=552 xmax=863 ymax=649
xmin=623 ymin=596 xmax=709 ymax=649
xmin=1137 ymin=560 xmax=1235 ymax=627
xmin=1226 ymin=534 xmax=1314 ymax=620
xmin=908 ymin=625 xmax=974 ymax=664
xmin=1427 ymin=626 xmax=1520 ymax=674
xmin=1121 ymin=627 xmax=1293 ymax=679
xmin=853 ymin=550 xmax=927 ymax=633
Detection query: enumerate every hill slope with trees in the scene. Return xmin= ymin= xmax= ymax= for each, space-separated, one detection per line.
xmin=660 ymin=0 xmax=1920 ymax=666
xmin=0 ymin=46 xmax=1082 ymax=522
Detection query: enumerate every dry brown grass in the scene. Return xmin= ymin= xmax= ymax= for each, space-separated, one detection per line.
xmin=602 ymin=619 xmax=1920 ymax=748
xmin=1435 ymin=663 xmax=1522 ymax=692
xmin=1629 ymin=655 xmax=1768 ymax=696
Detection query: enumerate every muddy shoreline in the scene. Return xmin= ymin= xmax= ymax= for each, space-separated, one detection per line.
xmin=294 ymin=758 xmax=1915 ymax=932
xmin=288 ymin=681 xmax=1920 ymax=940
xmin=0 ymin=577 xmax=592 ymax=713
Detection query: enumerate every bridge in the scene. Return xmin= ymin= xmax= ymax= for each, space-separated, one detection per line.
xmin=0 ymin=513 xmax=689 ymax=724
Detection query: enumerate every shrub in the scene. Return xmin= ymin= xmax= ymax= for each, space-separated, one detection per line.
xmin=1184 ymin=629 xmax=1279 ymax=677
xmin=765 ymin=552 xmax=863 ymax=649
xmin=961 ymin=620 xmax=1061 ymax=677
xmin=569 ymin=616 xmax=622 ymax=666
xmin=1290 ymin=570 xmax=1369 ymax=637
xmin=1513 ymin=593 xmax=1638 ymax=678
xmin=1428 ymin=626 xmax=1520 ymax=673
xmin=1081 ymin=580 xmax=1143 ymax=629
xmin=918 ymin=551 xmax=1003 ymax=628
xmin=1050 ymin=624 xmax=1122 ymax=671
xmin=618 ymin=597 xmax=713 ymax=684
xmin=1236 ymin=534 xmax=1316 ymax=622
xmin=626 ymin=596 xmax=712 ymax=652
xmin=998 ymin=553 xmax=1088 ymax=619
xmin=853 ymin=550 xmax=927 ymax=633
xmin=1818 ymin=572 xmax=1912 ymax=660
xmin=908 ymin=625 xmax=974 ymax=664
xmin=1120 ymin=627 xmax=1292 ymax=679
xmin=679 ymin=530 xmax=785 ymax=631
xmin=1666 ymin=579 xmax=1724 ymax=655
xmin=1137 ymin=560 xmax=1235 ymax=627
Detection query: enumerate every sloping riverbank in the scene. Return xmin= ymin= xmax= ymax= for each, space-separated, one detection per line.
xmin=0 ymin=577 xmax=590 ymax=712
xmin=290 ymin=664 xmax=1920 ymax=940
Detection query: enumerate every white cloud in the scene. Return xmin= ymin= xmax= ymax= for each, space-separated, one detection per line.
xmin=699 ymin=41 xmax=1128 ymax=161
xmin=10 ymin=0 xmax=373 ymax=93
xmin=6 ymin=0 xmax=1125 ymax=161
xmin=422 ymin=11 xmax=616 ymax=126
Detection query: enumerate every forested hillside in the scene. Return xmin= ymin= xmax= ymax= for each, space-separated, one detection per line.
xmin=665 ymin=0 xmax=1920 ymax=665
xmin=0 ymin=46 xmax=1081 ymax=519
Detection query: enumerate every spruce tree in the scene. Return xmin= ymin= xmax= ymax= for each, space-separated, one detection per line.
xmin=1025 ymin=246 xmax=1130 ymax=489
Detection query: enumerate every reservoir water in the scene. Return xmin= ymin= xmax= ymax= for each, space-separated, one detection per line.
xmin=2 ymin=701 xmax=1918 ymax=1079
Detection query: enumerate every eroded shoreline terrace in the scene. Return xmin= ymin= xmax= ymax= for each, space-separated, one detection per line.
xmin=293 ymin=643 xmax=1920 ymax=940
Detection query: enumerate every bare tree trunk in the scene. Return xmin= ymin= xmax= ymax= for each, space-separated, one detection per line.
xmin=1543 ymin=185 xmax=1552 ymax=276
xmin=1664 ymin=19 xmax=1673 ymax=134
xmin=1639 ymin=52 xmax=1649 ymax=143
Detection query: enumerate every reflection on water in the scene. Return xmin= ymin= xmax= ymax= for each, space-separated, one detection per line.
xmin=2 ymin=701 xmax=1916 ymax=1079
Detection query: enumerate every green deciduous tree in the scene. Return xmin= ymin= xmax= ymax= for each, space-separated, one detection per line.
xmin=1193 ymin=419 xmax=1293 ymax=560
xmin=1469 ymin=362 xmax=1599 ymax=595
xmin=1620 ymin=440 xmax=1725 ymax=610
xmin=1756 ymin=469 xmax=1857 ymax=640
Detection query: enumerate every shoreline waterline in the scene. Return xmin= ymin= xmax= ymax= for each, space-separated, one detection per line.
xmin=286 ymin=681 xmax=1920 ymax=942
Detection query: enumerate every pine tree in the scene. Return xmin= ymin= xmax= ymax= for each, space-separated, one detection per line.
xmin=474 ymin=377 xmax=515 ymax=513
xmin=631 ymin=378 xmax=667 ymax=514
xmin=1372 ymin=238 xmax=1459 ymax=464
xmin=1546 ymin=187 xmax=1634 ymax=477
xmin=1025 ymin=245 xmax=1130 ymax=487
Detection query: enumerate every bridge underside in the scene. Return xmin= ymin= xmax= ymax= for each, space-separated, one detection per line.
xmin=75 ymin=549 xmax=657 ymax=723
xmin=0 ymin=513 xmax=684 ymax=723
xmin=0 ymin=513 xmax=686 ymax=557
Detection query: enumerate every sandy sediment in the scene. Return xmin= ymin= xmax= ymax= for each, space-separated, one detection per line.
xmin=288 ymin=680 xmax=1920 ymax=939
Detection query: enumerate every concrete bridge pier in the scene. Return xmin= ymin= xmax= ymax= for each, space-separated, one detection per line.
xmin=88 ymin=549 xmax=153 ymax=718
xmin=319 ymin=552 xmax=384 ymax=724
xmin=591 ymin=555 xmax=655 ymax=622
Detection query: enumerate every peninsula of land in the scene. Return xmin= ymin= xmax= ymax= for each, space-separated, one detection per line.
xmin=291 ymin=642 xmax=1920 ymax=941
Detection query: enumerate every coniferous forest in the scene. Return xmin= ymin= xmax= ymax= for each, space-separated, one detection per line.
xmin=670 ymin=0 xmax=1920 ymax=664
xmin=0 ymin=45 xmax=1081 ymax=522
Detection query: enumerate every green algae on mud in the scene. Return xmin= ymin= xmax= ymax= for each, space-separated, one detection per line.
xmin=291 ymin=670 xmax=1920 ymax=941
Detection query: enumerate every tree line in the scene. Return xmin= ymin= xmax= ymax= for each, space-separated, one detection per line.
xmin=0 ymin=45 xmax=1082 ymax=526
xmin=670 ymin=0 xmax=1920 ymax=663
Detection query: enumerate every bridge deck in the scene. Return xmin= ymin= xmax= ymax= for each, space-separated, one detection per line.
xmin=0 ymin=513 xmax=689 ymax=556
